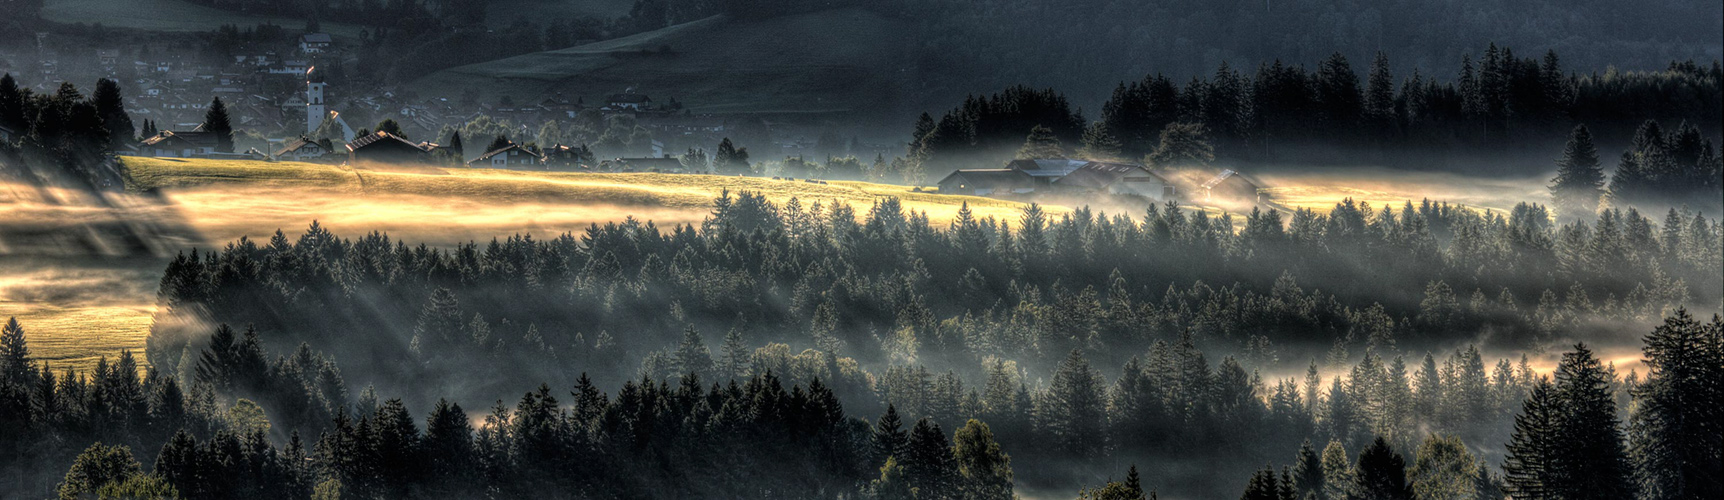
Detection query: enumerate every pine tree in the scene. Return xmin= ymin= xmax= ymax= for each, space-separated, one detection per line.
xmin=1016 ymin=125 xmax=1065 ymax=159
xmin=1242 ymin=466 xmax=1282 ymax=500
xmin=447 ymin=131 xmax=464 ymax=159
xmin=1628 ymin=310 xmax=1723 ymax=500
xmin=718 ymin=328 xmax=750 ymax=380
xmin=1321 ymin=440 xmax=1354 ymax=500
xmin=1078 ymin=121 xmax=1123 ymax=161
xmin=873 ymin=404 xmax=909 ymax=464
xmin=204 ymin=97 xmax=233 ymax=153
xmin=902 ymin=417 xmax=957 ymax=498
xmin=486 ymin=134 xmax=512 ymax=153
xmin=93 ymin=78 xmax=134 ymax=148
xmin=1408 ymin=434 xmax=1478 ymax=500
xmin=672 ymin=325 xmax=713 ymax=378
xmin=1549 ymin=125 xmax=1604 ymax=220
xmin=0 ymin=317 xmax=29 ymax=386
xmin=1040 ymin=349 xmax=1107 ymax=457
xmin=1550 ymin=343 xmax=1634 ymax=499
xmin=1145 ymin=122 xmax=1214 ymax=167
xmin=1364 ymin=52 xmax=1396 ymax=126
xmin=952 ymin=419 xmax=1013 ymax=500
xmin=1354 ymin=436 xmax=1411 ymax=500
xmin=1293 ymin=439 xmax=1327 ymax=499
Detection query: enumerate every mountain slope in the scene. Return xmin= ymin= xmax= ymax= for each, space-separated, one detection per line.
xmin=408 ymin=8 xmax=912 ymax=116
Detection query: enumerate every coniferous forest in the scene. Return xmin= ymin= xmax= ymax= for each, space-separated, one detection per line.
xmin=0 ymin=1 xmax=1721 ymax=497
xmin=1 ymin=187 xmax=1719 ymax=497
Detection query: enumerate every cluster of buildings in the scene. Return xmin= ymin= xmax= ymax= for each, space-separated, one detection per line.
xmin=936 ymin=159 xmax=1270 ymax=206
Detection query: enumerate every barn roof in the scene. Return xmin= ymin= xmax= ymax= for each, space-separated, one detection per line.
xmin=1056 ymin=162 xmax=1164 ymax=190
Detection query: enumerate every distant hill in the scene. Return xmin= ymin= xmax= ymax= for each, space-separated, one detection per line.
xmin=41 ymin=0 xmax=366 ymax=36
xmin=407 ymin=8 xmax=914 ymax=118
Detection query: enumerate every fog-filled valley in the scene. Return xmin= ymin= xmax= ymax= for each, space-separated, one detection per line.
xmin=2 ymin=0 xmax=1723 ymax=498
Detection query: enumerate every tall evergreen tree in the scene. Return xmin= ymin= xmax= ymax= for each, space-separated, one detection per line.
xmin=1628 ymin=310 xmax=1723 ymax=500
xmin=1549 ymin=125 xmax=1604 ymax=220
xmin=1016 ymin=125 xmax=1065 ymax=159
xmin=1353 ymin=436 xmax=1411 ymax=500
xmin=204 ymin=97 xmax=234 ymax=153
xmin=0 ymin=317 xmax=29 ymax=386
xmin=952 ymin=419 xmax=1013 ymax=500
xmin=1550 ymin=344 xmax=1635 ymax=499
xmin=92 ymin=78 xmax=133 ymax=148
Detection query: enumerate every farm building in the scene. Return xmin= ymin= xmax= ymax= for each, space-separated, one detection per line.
xmin=139 ymin=131 xmax=220 ymax=157
xmin=1004 ymin=158 xmax=1089 ymax=186
xmin=1201 ymin=169 xmax=1271 ymax=205
xmin=936 ymin=168 xmax=1036 ymax=196
xmin=542 ymin=144 xmax=594 ymax=170
xmin=273 ymin=138 xmax=329 ymax=162
xmin=1055 ymin=162 xmax=1176 ymax=200
xmin=469 ymin=143 xmax=544 ymax=169
xmin=346 ymin=131 xmax=432 ymax=165
xmin=613 ymin=157 xmax=686 ymax=172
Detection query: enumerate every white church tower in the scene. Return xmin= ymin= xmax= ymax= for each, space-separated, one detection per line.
xmin=306 ymin=67 xmax=326 ymax=134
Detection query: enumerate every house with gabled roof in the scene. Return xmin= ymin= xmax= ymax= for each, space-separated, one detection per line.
xmin=346 ymin=131 xmax=432 ymax=165
xmin=1201 ymin=168 xmax=1270 ymax=204
xmin=274 ymin=138 xmax=330 ymax=161
xmin=140 ymin=130 xmax=220 ymax=157
xmin=937 ymin=168 xmax=1036 ymax=196
xmin=1005 ymin=158 xmax=1089 ymax=186
xmin=467 ymin=143 xmax=544 ymax=169
xmin=1054 ymin=162 xmax=1176 ymax=200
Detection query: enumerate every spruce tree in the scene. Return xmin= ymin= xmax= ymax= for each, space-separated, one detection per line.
xmin=1550 ymin=344 xmax=1635 ymax=499
xmin=447 ymin=131 xmax=464 ymax=160
xmin=1293 ymin=439 xmax=1327 ymax=499
xmin=1354 ymin=436 xmax=1411 ymax=500
xmin=1078 ymin=121 xmax=1123 ymax=161
xmin=672 ymin=325 xmax=713 ymax=378
xmin=952 ymin=419 xmax=1013 ymax=500
xmin=0 ymin=317 xmax=29 ymax=386
xmin=1016 ymin=125 xmax=1065 ymax=159
xmin=204 ymin=97 xmax=233 ymax=152
xmin=487 ymin=134 xmax=512 ymax=153
xmin=1549 ymin=125 xmax=1605 ymax=220
xmin=93 ymin=78 xmax=134 ymax=148
xmin=902 ymin=417 xmax=957 ymax=498
xmin=873 ymin=404 xmax=908 ymax=464
xmin=1628 ymin=310 xmax=1723 ymax=500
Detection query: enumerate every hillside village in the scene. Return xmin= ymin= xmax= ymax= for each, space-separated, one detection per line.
xmin=0 ymin=27 xmax=897 ymax=169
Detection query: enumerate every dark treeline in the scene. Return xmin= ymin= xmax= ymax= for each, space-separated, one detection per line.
xmin=1229 ymin=311 xmax=1722 ymax=500
xmin=0 ymin=75 xmax=133 ymax=191
xmin=124 ymin=191 xmax=1720 ymax=494
xmin=910 ymin=49 xmax=1721 ymax=172
xmin=5 ymin=307 xmax=1719 ymax=498
xmin=142 ymin=192 xmax=1720 ymax=408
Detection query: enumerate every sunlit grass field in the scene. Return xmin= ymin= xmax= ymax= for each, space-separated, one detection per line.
xmin=120 ymin=156 xmax=1062 ymax=227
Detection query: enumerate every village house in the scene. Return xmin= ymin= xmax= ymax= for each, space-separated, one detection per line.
xmin=541 ymin=144 xmax=593 ymax=170
xmin=1054 ymin=162 xmax=1176 ymax=201
xmin=274 ymin=138 xmax=329 ymax=162
xmin=468 ymin=143 xmax=543 ymax=169
xmin=606 ymin=93 xmax=652 ymax=111
xmin=936 ymin=168 xmax=1035 ymax=196
xmin=612 ymin=157 xmax=685 ymax=172
xmin=1201 ymin=169 xmax=1271 ymax=205
xmin=299 ymin=33 xmax=333 ymax=54
xmin=139 ymin=130 xmax=220 ymax=157
xmin=346 ymin=131 xmax=432 ymax=165
xmin=1004 ymin=158 xmax=1090 ymax=186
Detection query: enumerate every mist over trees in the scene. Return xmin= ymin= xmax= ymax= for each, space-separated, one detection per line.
xmin=909 ymin=49 xmax=1720 ymax=173
xmin=4 ymin=303 xmax=1718 ymax=497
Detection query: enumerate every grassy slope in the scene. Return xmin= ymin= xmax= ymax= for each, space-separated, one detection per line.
xmin=120 ymin=156 xmax=1064 ymax=223
xmin=43 ymin=0 xmax=366 ymax=36
xmin=407 ymin=8 xmax=909 ymax=114
xmin=484 ymin=0 xmax=632 ymax=27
